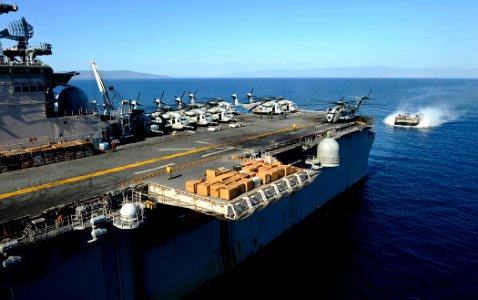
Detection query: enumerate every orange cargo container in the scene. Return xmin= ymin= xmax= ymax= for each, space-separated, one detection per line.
xmin=268 ymin=161 xmax=280 ymax=167
xmin=233 ymin=182 xmax=246 ymax=195
xmin=215 ymin=171 xmax=238 ymax=182
xmin=222 ymin=175 xmax=239 ymax=185
xmin=220 ymin=186 xmax=237 ymax=200
xmin=242 ymin=165 xmax=258 ymax=173
xmin=210 ymin=183 xmax=225 ymax=198
xmin=248 ymin=160 xmax=264 ymax=168
xmin=269 ymin=166 xmax=285 ymax=178
xmin=269 ymin=169 xmax=279 ymax=181
xmin=240 ymin=160 xmax=255 ymax=167
xmin=185 ymin=178 xmax=204 ymax=193
xmin=240 ymin=171 xmax=255 ymax=178
xmin=256 ymin=172 xmax=272 ymax=184
xmin=283 ymin=164 xmax=295 ymax=175
xmin=196 ymin=182 xmax=211 ymax=196
xmin=240 ymin=172 xmax=253 ymax=179
xmin=238 ymin=178 xmax=254 ymax=191
xmin=206 ymin=169 xmax=220 ymax=181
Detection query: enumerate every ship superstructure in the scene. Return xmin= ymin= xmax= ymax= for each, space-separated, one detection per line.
xmin=0 ymin=8 xmax=107 ymax=150
xmin=0 ymin=6 xmax=165 ymax=172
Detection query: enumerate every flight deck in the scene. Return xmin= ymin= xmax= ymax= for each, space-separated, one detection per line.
xmin=0 ymin=110 xmax=366 ymax=223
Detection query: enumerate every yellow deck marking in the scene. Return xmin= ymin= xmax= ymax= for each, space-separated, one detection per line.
xmin=0 ymin=122 xmax=314 ymax=200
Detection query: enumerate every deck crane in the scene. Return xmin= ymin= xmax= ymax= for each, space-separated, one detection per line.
xmin=89 ymin=60 xmax=115 ymax=115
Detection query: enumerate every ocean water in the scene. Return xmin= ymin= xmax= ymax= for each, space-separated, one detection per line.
xmin=73 ymin=77 xmax=478 ymax=299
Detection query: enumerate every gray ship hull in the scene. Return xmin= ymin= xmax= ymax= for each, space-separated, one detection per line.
xmin=0 ymin=128 xmax=374 ymax=300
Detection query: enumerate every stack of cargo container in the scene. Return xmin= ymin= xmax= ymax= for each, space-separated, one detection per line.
xmin=185 ymin=158 xmax=298 ymax=201
xmin=0 ymin=140 xmax=95 ymax=173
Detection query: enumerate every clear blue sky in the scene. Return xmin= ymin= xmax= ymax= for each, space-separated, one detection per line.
xmin=3 ymin=0 xmax=477 ymax=77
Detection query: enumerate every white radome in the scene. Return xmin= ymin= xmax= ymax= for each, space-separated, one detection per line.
xmin=120 ymin=203 xmax=138 ymax=219
xmin=317 ymin=137 xmax=340 ymax=167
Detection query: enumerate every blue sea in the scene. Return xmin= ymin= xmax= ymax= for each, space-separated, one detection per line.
xmin=73 ymin=77 xmax=478 ymax=299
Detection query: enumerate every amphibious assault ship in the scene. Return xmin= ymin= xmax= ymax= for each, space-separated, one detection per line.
xmin=0 ymin=3 xmax=375 ymax=299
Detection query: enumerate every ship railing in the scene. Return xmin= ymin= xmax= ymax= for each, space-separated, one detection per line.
xmin=272 ymin=180 xmax=291 ymax=198
xmin=259 ymin=128 xmax=349 ymax=157
xmin=261 ymin=185 xmax=280 ymax=202
xmin=108 ymin=191 xmax=146 ymax=230
xmin=302 ymin=135 xmax=324 ymax=151
xmin=69 ymin=194 xmax=118 ymax=230
xmin=71 ymin=210 xmax=96 ymax=230
xmin=1 ymin=231 xmax=26 ymax=244
xmin=226 ymin=198 xmax=255 ymax=219
xmin=59 ymin=107 xmax=101 ymax=116
xmin=284 ymin=173 xmax=299 ymax=189
xmin=245 ymin=192 xmax=267 ymax=210
xmin=146 ymin=169 xmax=320 ymax=221
xmin=147 ymin=184 xmax=228 ymax=218
xmin=0 ymin=187 xmax=138 ymax=248
xmin=0 ymin=215 xmax=77 ymax=248
xmin=355 ymin=116 xmax=375 ymax=127
xmin=26 ymin=216 xmax=74 ymax=243
xmin=305 ymin=155 xmax=320 ymax=165
xmin=225 ymin=183 xmax=288 ymax=220
xmin=67 ymin=191 xmax=145 ymax=231
xmin=328 ymin=122 xmax=370 ymax=138
xmin=110 ymin=209 xmax=145 ymax=230
xmin=225 ymin=169 xmax=319 ymax=220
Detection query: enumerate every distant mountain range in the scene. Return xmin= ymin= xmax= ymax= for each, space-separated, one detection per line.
xmin=71 ymin=66 xmax=478 ymax=79
xmin=72 ymin=70 xmax=171 ymax=80
xmin=217 ymin=66 xmax=478 ymax=78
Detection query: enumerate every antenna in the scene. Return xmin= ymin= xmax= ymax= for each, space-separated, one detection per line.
xmin=0 ymin=17 xmax=33 ymax=42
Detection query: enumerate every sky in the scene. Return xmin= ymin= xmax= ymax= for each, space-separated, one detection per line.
xmin=2 ymin=0 xmax=477 ymax=77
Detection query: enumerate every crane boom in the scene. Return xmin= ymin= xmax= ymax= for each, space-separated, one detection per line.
xmin=89 ymin=60 xmax=114 ymax=112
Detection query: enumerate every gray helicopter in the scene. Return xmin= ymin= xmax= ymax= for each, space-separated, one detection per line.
xmin=325 ymin=89 xmax=372 ymax=123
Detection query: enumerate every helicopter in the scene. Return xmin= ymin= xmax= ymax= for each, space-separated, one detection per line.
xmin=274 ymin=96 xmax=298 ymax=113
xmin=232 ymin=89 xmax=298 ymax=117
xmin=324 ymin=89 xmax=373 ymax=123
xmin=203 ymin=96 xmax=237 ymax=115
xmin=205 ymin=105 xmax=237 ymax=123
xmin=254 ymin=96 xmax=298 ymax=114
xmin=246 ymin=99 xmax=285 ymax=116
xmin=148 ymin=91 xmax=193 ymax=131
xmin=159 ymin=110 xmax=194 ymax=131
xmin=232 ymin=88 xmax=262 ymax=111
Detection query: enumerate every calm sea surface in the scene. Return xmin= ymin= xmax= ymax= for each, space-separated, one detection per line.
xmin=72 ymin=77 xmax=478 ymax=299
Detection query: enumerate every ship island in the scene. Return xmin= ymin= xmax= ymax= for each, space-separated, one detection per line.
xmin=0 ymin=3 xmax=375 ymax=299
